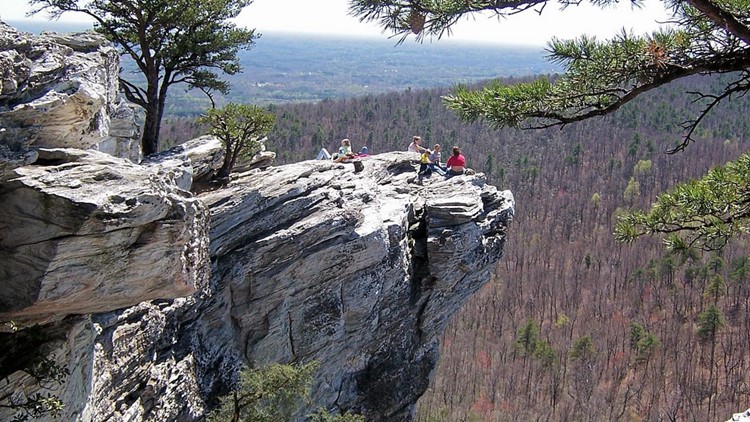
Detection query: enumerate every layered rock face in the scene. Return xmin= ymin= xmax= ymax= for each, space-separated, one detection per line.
xmin=0 ymin=139 xmax=222 ymax=421
xmin=0 ymin=147 xmax=211 ymax=323
xmin=0 ymin=21 xmax=141 ymax=169
xmin=191 ymin=153 xmax=513 ymax=420
xmin=0 ymin=145 xmax=513 ymax=421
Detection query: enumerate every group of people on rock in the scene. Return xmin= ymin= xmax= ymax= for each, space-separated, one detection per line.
xmin=325 ymin=135 xmax=469 ymax=182
xmin=408 ymin=135 xmax=467 ymax=180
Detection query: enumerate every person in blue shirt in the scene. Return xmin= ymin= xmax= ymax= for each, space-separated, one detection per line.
xmin=429 ymin=144 xmax=446 ymax=176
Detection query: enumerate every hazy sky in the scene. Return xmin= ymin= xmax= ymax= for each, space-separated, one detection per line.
xmin=3 ymin=0 xmax=673 ymax=46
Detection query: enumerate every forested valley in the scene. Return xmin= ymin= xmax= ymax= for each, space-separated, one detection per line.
xmin=161 ymin=73 xmax=750 ymax=421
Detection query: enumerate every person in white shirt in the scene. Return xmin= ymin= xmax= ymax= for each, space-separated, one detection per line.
xmin=407 ymin=135 xmax=429 ymax=153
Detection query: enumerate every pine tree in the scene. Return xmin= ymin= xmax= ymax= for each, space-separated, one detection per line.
xmin=199 ymin=103 xmax=275 ymax=179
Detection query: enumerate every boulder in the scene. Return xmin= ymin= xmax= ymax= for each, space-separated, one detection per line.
xmin=0 ymin=21 xmax=141 ymax=163
xmin=0 ymin=148 xmax=209 ymax=324
xmin=141 ymin=135 xmax=226 ymax=191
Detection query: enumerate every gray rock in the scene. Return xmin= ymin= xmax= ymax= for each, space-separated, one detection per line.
xmin=185 ymin=152 xmax=513 ymax=421
xmin=729 ymin=409 xmax=750 ymax=422
xmin=0 ymin=21 xmax=140 ymax=159
xmin=0 ymin=148 xmax=210 ymax=324
xmin=231 ymin=138 xmax=276 ymax=173
xmin=0 ymin=151 xmax=513 ymax=422
xmin=0 ymin=142 xmax=37 ymax=181
xmin=141 ymin=135 xmax=226 ymax=190
xmin=95 ymin=98 xmax=143 ymax=162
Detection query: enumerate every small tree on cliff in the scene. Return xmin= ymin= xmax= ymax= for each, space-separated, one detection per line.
xmin=199 ymin=103 xmax=275 ymax=179
xmin=0 ymin=323 xmax=69 ymax=422
xmin=349 ymin=0 xmax=750 ymax=250
xmin=29 ymin=0 xmax=258 ymax=157
xmin=206 ymin=362 xmax=364 ymax=422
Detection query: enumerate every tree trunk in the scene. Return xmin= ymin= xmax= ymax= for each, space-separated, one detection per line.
xmin=216 ymin=139 xmax=234 ymax=179
xmin=141 ymin=105 xmax=160 ymax=157
xmin=140 ymin=72 xmax=168 ymax=158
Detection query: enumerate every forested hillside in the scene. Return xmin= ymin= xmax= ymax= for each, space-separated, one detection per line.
xmin=162 ymin=74 xmax=750 ymax=421
xmin=411 ymin=76 xmax=750 ymax=422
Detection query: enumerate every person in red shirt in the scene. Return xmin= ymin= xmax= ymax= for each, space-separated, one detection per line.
xmin=445 ymin=145 xmax=466 ymax=178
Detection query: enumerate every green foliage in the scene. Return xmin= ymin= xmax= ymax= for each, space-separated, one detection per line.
xmin=570 ymin=336 xmax=597 ymax=362
xmin=8 ymin=393 xmax=66 ymax=422
xmin=635 ymin=333 xmax=660 ymax=360
xmin=615 ymin=152 xmax=750 ymax=251
xmin=424 ymin=407 xmax=449 ymax=422
xmin=445 ymin=78 xmax=553 ymax=128
xmin=622 ymin=177 xmax=641 ymax=202
xmin=729 ymin=255 xmax=750 ymax=283
xmin=199 ymin=103 xmax=276 ymax=178
xmin=308 ymin=408 xmax=365 ymax=422
xmin=554 ymin=314 xmax=570 ymax=328
xmin=629 ymin=322 xmax=647 ymax=350
xmin=705 ymin=274 xmax=727 ymax=302
xmin=206 ymin=362 xmax=317 ymax=422
xmin=633 ymin=159 xmax=653 ymax=175
xmin=206 ymin=362 xmax=363 ymax=422
xmin=514 ymin=319 xmax=559 ymax=368
xmin=590 ymin=192 xmax=602 ymax=207
xmin=532 ymin=341 xmax=560 ymax=370
xmin=696 ymin=304 xmax=725 ymax=343
xmin=29 ymin=0 xmax=258 ymax=155
xmin=564 ymin=143 xmax=584 ymax=166
xmin=514 ymin=319 xmax=541 ymax=357
xmin=629 ymin=135 xmax=641 ymax=157
xmin=1 ymin=323 xmax=69 ymax=422
xmin=629 ymin=322 xmax=660 ymax=363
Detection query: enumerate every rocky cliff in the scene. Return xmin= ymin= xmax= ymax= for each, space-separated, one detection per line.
xmin=0 ymin=23 xmax=514 ymax=421
xmin=191 ymin=153 xmax=513 ymax=420
xmin=0 ymin=21 xmax=141 ymax=171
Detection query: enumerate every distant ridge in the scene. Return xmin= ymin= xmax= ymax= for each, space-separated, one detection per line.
xmin=5 ymin=19 xmax=93 ymax=34
xmin=3 ymin=19 xmax=560 ymax=115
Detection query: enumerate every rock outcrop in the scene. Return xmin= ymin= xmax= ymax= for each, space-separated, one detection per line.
xmin=0 ymin=21 xmax=141 ymax=171
xmin=0 ymin=147 xmax=210 ymax=324
xmin=0 ymin=144 xmax=513 ymax=421
xmin=192 ymin=152 xmax=513 ymax=420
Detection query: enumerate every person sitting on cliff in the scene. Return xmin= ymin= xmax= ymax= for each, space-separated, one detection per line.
xmin=429 ymin=144 xmax=446 ymax=176
xmin=407 ymin=135 xmax=429 ymax=153
xmin=332 ymin=138 xmax=356 ymax=162
xmin=444 ymin=145 xmax=467 ymax=179
xmin=417 ymin=148 xmax=432 ymax=184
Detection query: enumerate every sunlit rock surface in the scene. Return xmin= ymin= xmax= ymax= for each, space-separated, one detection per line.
xmin=0 ymin=21 xmax=141 ymax=166
xmin=0 ymin=148 xmax=210 ymax=324
xmin=184 ymin=152 xmax=513 ymax=421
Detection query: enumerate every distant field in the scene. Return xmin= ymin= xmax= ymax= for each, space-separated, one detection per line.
xmin=8 ymin=20 xmax=560 ymax=115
